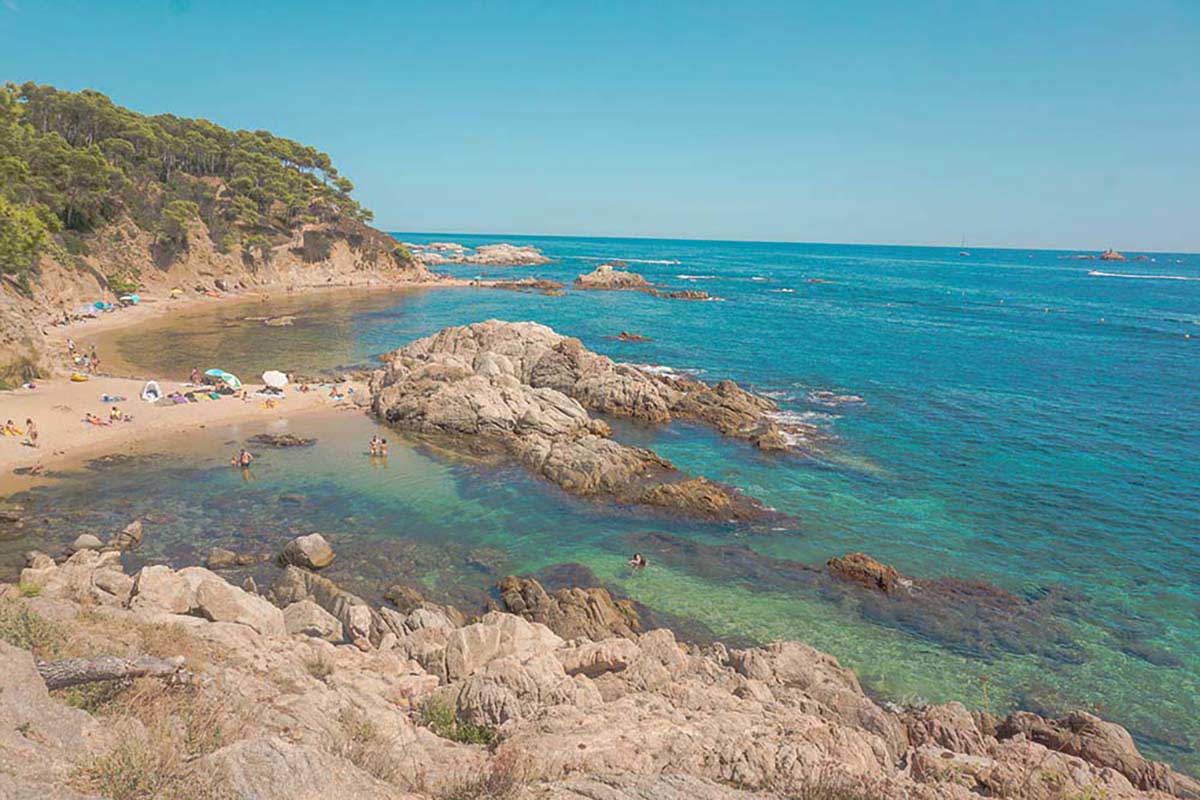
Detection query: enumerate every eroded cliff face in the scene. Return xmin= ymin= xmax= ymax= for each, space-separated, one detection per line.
xmin=0 ymin=214 xmax=430 ymax=382
xmin=3 ymin=544 xmax=1194 ymax=800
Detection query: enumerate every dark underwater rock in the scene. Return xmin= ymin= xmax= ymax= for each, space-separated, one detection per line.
xmin=248 ymin=433 xmax=316 ymax=448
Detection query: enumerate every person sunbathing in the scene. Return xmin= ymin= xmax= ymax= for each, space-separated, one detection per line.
xmin=3 ymin=419 xmax=22 ymax=436
xmin=109 ymin=406 xmax=123 ymax=422
xmin=83 ymin=413 xmax=109 ymax=427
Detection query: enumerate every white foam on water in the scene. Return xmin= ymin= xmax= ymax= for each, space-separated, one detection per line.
xmin=676 ymin=274 xmax=717 ymax=280
xmin=574 ymin=256 xmax=682 ymax=265
xmin=769 ymin=410 xmax=839 ymax=425
xmin=805 ymin=390 xmax=866 ymax=407
xmin=1088 ymin=270 xmax=1200 ymax=281
xmin=770 ymin=288 xmax=795 ymax=293
xmin=624 ymin=362 xmax=706 ymax=377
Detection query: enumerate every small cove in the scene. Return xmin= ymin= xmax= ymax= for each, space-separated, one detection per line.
xmin=7 ymin=234 xmax=1200 ymax=771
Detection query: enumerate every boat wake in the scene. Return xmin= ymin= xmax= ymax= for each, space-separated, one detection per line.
xmin=1088 ymin=270 xmax=1200 ymax=282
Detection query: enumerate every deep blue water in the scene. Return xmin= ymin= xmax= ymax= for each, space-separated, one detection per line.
xmin=20 ymin=234 xmax=1200 ymax=770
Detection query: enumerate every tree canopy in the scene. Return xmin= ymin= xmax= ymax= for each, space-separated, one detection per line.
xmin=0 ymin=82 xmax=374 ymax=283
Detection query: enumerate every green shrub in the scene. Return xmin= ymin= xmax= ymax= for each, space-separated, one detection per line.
xmin=106 ymin=271 xmax=139 ymax=295
xmin=419 ymin=697 xmax=495 ymax=745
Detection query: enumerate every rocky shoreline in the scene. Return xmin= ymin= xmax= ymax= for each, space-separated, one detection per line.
xmin=2 ymin=530 xmax=1195 ymax=800
xmin=369 ymin=320 xmax=820 ymax=521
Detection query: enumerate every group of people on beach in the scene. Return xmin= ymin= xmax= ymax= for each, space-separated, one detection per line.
xmin=3 ymin=418 xmax=37 ymax=448
xmin=67 ymin=338 xmax=101 ymax=373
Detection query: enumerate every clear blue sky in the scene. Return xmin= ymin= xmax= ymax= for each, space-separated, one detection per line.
xmin=2 ymin=1 xmax=1198 ymax=251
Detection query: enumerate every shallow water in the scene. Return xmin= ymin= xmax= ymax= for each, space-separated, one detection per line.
xmin=10 ymin=235 xmax=1200 ymax=770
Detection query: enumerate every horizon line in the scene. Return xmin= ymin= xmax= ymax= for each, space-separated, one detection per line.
xmin=385 ymin=229 xmax=1198 ymax=257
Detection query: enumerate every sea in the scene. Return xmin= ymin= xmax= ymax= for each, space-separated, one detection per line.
xmin=6 ymin=234 xmax=1199 ymax=771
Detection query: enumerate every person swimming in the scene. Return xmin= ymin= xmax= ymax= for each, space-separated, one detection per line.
xmin=379 ymin=438 xmax=388 ymax=457
xmin=628 ymin=553 xmax=647 ymax=569
xmin=231 ymin=448 xmax=254 ymax=468
xmin=368 ymin=435 xmax=380 ymax=455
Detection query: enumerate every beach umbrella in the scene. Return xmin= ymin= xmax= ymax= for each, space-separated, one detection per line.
xmin=204 ymin=368 xmax=226 ymax=378
xmin=262 ymin=370 xmax=288 ymax=389
xmin=220 ymin=372 xmax=242 ymax=389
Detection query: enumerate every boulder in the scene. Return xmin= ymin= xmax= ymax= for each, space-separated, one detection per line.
xmin=129 ymin=564 xmax=195 ymax=614
xmin=574 ymin=263 xmax=653 ymax=290
xmin=106 ymin=519 xmax=143 ymax=551
xmin=191 ymin=572 xmax=286 ymax=637
xmin=278 ymin=533 xmax=335 ymax=570
xmin=67 ymin=534 xmax=102 ymax=553
xmin=283 ymin=600 xmax=344 ymax=642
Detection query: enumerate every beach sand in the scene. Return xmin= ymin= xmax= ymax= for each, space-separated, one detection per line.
xmin=0 ymin=375 xmax=365 ymax=493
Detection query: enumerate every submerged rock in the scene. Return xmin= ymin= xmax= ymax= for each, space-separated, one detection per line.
xmin=206 ymin=547 xmax=257 ymax=570
xmin=827 ymin=552 xmax=908 ymax=593
xmin=248 ymin=433 xmax=316 ymax=448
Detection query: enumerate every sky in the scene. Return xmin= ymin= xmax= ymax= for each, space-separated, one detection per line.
xmin=1 ymin=1 xmax=1198 ymax=251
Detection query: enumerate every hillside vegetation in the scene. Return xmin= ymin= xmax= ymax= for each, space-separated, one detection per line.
xmin=0 ymin=82 xmax=425 ymax=383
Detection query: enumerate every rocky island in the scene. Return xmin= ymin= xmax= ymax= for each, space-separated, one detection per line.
xmin=410 ymin=242 xmax=552 ymax=267
xmin=369 ymin=320 xmax=818 ymax=520
xmin=574 ymin=263 xmax=713 ymax=300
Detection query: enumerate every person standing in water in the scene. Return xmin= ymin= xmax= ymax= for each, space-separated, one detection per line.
xmin=231 ymin=448 xmax=254 ymax=468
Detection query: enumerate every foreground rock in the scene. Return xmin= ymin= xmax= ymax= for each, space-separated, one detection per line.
xmin=498 ymin=575 xmax=641 ymax=640
xmin=0 ymin=551 xmax=1192 ymax=800
xmin=369 ymin=320 xmax=800 ymax=521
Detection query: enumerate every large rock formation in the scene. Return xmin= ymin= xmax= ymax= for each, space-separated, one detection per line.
xmin=497 ymin=575 xmax=641 ymax=640
xmin=369 ymin=320 xmax=806 ymax=520
xmin=1 ymin=551 xmax=1193 ymax=800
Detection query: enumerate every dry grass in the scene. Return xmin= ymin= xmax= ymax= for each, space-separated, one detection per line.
xmin=320 ymin=706 xmax=404 ymax=784
xmin=0 ymin=599 xmax=68 ymax=658
xmin=72 ymin=679 xmax=247 ymax=800
xmin=303 ymin=648 xmax=336 ymax=681
xmin=436 ymin=748 xmax=534 ymax=800
xmin=768 ymin=764 xmax=888 ymax=800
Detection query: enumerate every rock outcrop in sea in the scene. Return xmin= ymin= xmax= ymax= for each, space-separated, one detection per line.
xmin=368 ymin=320 xmax=813 ymax=519
xmin=3 ymin=546 xmax=1194 ymax=799
xmin=574 ymin=262 xmax=712 ymax=300
xmin=411 ymin=242 xmax=552 ymax=266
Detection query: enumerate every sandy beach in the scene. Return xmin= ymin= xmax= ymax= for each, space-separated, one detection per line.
xmin=0 ymin=281 xmax=431 ymax=493
xmin=0 ymin=374 xmax=366 ymax=492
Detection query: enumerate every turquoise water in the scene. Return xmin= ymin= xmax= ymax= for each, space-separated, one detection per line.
xmin=9 ymin=235 xmax=1200 ymax=770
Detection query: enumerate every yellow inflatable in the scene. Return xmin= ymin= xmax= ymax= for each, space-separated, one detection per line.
xmin=70 ymin=373 xmax=89 ymax=382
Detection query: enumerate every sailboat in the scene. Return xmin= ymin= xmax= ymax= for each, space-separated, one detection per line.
xmin=958 ymin=234 xmax=970 ymax=257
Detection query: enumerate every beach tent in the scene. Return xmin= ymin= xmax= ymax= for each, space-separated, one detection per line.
xmin=119 ymin=294 xmax=140 ymax=305
xmin=262 ymin=370 xmax=288 ymax=390
xmin=141 ymin=380 xmax=162 ymax=402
